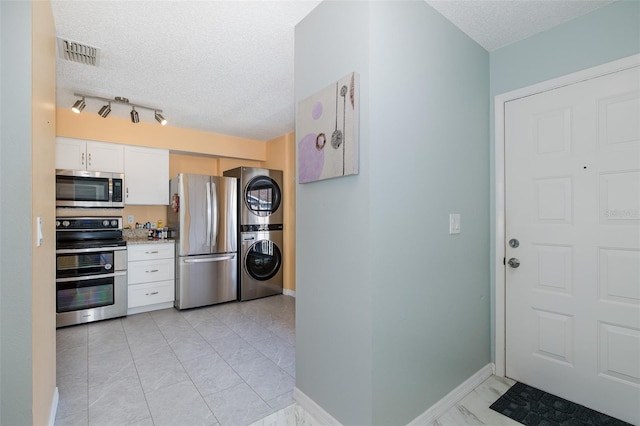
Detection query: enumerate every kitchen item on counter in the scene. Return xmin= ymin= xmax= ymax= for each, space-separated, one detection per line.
xmin=56 ymin=170 xmax=124 ymax=208
xmin=55 ymin=217 xmax=127 ymax=327
xmin=167 ymin=174 xmax=238 ymax=309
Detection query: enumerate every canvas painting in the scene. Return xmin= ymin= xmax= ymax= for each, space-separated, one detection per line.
xmin=297 ymin=72 xmax=359 ymax=184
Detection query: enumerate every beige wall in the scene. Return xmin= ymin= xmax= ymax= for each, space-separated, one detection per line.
xmin=32 ymin=0 xmax=57 ymax=424
xmin=218 ymin=157 xmax=262 ymax=174
xmin=170 ymin=152 xmax=219 ymax=178
xmin=56 ymin=112 xmax=297 ymax=292
xmin=57 ymin=109 xmax=267 ymax=161
xmin=264 ymin=133 xmax=296 ymax=293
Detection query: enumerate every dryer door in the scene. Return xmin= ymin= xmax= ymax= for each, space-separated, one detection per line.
xmin=244 ymin=175 xmax=282 ymax=220
xmin=245 ymin=239 xmax=282 ymax=281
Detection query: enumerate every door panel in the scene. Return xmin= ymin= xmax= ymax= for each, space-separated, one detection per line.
xmin=180 ymin=174 xmax=211 ymax=256
xmin=176 ymin=253 xmax=237 ymax=309
xmin=211 ymin=177 xmax=237 ymax=254
xmin=505 ymin=65 xmax=640 ymax=424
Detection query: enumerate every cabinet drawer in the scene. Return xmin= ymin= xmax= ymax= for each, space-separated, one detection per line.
xmin=128 ymin=280 xmax=174 ymax=308
xmin=128 ymin=243 xmax=174 ymax=261
xmin=128 ymin=259 xmax=175 ymax=284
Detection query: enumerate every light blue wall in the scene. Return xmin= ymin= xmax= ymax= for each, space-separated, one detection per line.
xmin=296 ymin=1 xmax=490 ymax=424
xmin=0 ymin=1 xmax=34 ymax=425
xmin=491 ymin=0 xmax=640 ymax=97
xmin=295 ymin=2 xmax=373 ymax=424
xmin=488 ymin=0 xmax=640 ymax=358
xmin=369 ymin=2 xmax=489 ymax=425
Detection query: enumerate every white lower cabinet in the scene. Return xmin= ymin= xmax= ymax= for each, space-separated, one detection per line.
xmin=127 ymin=242 xmax=175 ymax=313
xmin=128 ymin=281 xmax=174 ymax=308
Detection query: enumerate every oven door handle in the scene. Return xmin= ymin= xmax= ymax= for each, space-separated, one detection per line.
xmin=56 ymin=271 xmax=127 ymax=283
xmin=56 ymin=246 xmax=127 ymax=254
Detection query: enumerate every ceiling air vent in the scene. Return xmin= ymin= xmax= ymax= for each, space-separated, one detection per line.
xmin=57 ymin=38 xmax=100 ymax=66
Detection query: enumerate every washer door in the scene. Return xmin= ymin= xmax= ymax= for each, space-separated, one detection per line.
xmin=245 ymin=239 xmax=282 ymax=281
xmin=244 ymin=175 xmax=281 ymax=218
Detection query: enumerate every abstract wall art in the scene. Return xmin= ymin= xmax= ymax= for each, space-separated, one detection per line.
xmin=297 ymin=72 xmax=359 ymax=184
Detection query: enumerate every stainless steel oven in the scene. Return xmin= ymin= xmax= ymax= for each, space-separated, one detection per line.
xmin=56 ymin=217 xmax=127 ymax=327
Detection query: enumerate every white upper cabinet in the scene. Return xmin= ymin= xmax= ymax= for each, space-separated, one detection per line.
xmin=124 ymin=145 xmax=169 ymax=205
xmin=56 ymin=137 xmax=124 ymax=173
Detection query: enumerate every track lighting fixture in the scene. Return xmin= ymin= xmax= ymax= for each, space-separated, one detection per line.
xmin=70 ymin=93 xmax=166 ymax=126
xmin=154 ymin=111 xmax=167 ymax=126
xmin=98 ymin=102 xmax=111 ymax=118
xmin=71 ymin=97 xmax=86 ymax=114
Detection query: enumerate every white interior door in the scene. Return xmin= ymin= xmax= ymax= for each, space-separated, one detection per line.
xmin=505 ymin=65 xmax=640 ymax=424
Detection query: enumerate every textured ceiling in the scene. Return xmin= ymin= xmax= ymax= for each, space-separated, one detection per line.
xmin=51 ymin=0 xmax=615 ymax=142
xmin=426 ymin=0 xmax=615 ymax=51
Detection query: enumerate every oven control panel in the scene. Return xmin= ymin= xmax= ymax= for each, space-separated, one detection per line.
xmin=56 ymin=217 xmax=123 ymax=230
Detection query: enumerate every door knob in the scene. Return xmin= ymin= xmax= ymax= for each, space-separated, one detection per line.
xmin=508 ymin=258 xmax=520 ymax=268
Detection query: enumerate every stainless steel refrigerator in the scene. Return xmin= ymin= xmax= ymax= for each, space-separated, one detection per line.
xmin=167 ymin=174 xmax=238 ymax=309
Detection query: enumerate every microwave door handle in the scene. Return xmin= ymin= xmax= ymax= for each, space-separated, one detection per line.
xmin=206 ymin=181 xmax=212 ymax=248
xmin=109 ymin=178 xmax=113 ymax=206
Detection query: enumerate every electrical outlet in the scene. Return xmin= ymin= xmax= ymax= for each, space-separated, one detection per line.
xmin=127 ymin=215 xmax=134 ymax=225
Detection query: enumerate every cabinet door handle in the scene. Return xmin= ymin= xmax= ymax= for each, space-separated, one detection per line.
xmin=88 ymin=152 xmax=92 ymax=166
xmin=145 ymin=269 xmax=159 ymax=273
xmin=145 ymin=251 xmax=159 ymax=254
xmin=126 ymin=187 xmax=129 ymax=198
xmin=81 ymin=152 xmax=85 ymax=166
xmin=145 ymin=291 xmax=159 ymax=296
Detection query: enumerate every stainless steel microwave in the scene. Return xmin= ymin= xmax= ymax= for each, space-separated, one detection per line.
xmin=56 ymin=170 xmax=125 ymax=208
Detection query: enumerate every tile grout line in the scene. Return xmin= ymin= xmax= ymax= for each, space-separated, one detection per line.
xmin=124 ymin=314 xmax=159 ymax=426
xmin=58 ymin=297 xmax=296 ymax=426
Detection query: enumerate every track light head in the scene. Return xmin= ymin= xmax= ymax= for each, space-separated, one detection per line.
xmin=71 ymin=97 xmax=86 ymax=114
xmin=98 ymin=103 xmax=111 ymax=118
xmin=155 ymin=111 xmax=167 ymax=126
xmin=72 ymin=93 xmax=166 ymax=125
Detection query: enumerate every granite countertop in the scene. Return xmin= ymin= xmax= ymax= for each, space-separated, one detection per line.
xmin=125 ymin=238 xmax=175 ymax=245
xmin=123 ymin=228 xmax=175 ymax=245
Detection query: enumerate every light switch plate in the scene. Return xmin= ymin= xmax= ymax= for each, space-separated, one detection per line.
xmin=449 ymin=213 xmax=461 ymax=235
xmin=128 ymin=215 xmax=134 ymax=225
xmin=36 ymin=216 xmax=43 ymax=246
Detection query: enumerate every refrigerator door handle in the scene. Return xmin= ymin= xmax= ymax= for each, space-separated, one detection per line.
xmin=183 ymin=255 xmax=235 ymax=264
xmin=206 ymin=181 xmax=212 ymax=247
xmin=211 ymin=179 xmax=219 ymax=251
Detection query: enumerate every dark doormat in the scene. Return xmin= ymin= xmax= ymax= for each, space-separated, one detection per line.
xmin=489 ymin=382 xmax=633 ymax=426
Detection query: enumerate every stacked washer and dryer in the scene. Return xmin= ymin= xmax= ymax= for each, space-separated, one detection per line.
xmin=223 ymin=167 xmax=284 ymax=301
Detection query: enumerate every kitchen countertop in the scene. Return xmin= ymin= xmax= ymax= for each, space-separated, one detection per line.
xmin=125 ymin=238 xmax=175 ymax=245
xmin=123 ymin=228 xmax=174 ymax=244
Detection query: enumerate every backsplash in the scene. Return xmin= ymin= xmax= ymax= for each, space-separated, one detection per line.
xmin=122 ymin=228 xmax=151 ymax=239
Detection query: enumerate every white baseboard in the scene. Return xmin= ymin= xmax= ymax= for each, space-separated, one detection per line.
xmin=292 ymin=364 xmax=494 ymax=426
xmin=283 ymin=289 xmax=296 ymax=297
xmin=293 ymin=387 xmax=342 ymax=426
xmin=49 ymin=386 xmax=59 ymax=426
xmin=408 ymin=363 xmax=495 ymax=425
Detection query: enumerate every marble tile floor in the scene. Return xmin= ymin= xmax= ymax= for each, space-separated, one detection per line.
xmin=248 ymin=375 xmax=520 ymax=426
xmin=55 ymin=295 xmax=296 ymax=426
xmin=57 ymin=293 xmax=517 ymax=426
